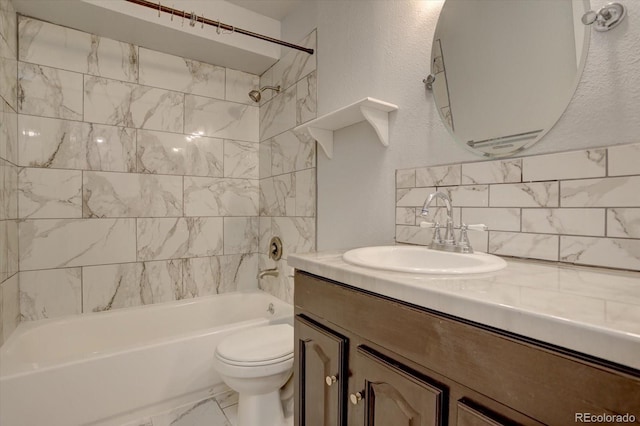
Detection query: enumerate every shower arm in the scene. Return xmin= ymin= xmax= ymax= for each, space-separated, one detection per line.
xmin=125 ymin=0 xmax=314 ymax=55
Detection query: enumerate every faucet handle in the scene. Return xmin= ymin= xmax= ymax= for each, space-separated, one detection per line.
xmin=419 ymin=221 xmax=437 ymax=228
xmin=466 ymin=224 xmax=488 ymax=232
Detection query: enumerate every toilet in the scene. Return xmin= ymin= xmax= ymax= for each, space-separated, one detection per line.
xmin=214 ymin=324 xmax=294 ymax=426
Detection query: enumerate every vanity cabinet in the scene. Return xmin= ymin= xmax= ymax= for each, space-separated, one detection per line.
xmin=294 ymin=271 xmax=640 ymax=426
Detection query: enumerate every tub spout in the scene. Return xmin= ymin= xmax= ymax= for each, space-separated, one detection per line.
xmin=258 ymin=267 xmax=279 ymax=279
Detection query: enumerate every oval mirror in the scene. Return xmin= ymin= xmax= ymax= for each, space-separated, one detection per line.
xmin=430 ymin=0 xmax=590 ymax=157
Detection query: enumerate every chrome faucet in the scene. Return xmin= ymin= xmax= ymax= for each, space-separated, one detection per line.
xmin=420 ymin=191 xmax=487 ymax=253
xmin=421 ymin=191 xmax=456 ymax=245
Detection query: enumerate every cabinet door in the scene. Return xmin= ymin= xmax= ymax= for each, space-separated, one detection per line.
xmin=456 ymin=400 xmax=517 ymax=426
xmin=295 ymin=315 xmax=348 ymax=426
xmin=351 ymin=346 xmax=445 ymax=426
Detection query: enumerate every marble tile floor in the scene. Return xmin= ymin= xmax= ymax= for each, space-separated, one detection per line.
xmin=122 ymin=390 xmax=294 ymax=426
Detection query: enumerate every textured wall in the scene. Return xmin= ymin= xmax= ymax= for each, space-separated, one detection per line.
xmin=258 ymin=31 xmax=317 ymax=304
xmin=15 ymin=16 xmax=262 ymax=321
xmin=309 ymin=0 xmax=640 ymax=250
xmin=0 ymin=0 xmax=19 ymax=345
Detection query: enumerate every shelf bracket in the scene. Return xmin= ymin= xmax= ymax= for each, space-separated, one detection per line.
xmin=294 ymin=97 xmax=398 ymax=160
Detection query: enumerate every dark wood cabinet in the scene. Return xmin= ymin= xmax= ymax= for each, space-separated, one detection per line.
xmin=295 ymin=314 xmax=348 ymax=426
xmin=294 ymin=271 xmax=640 ymax=426
xmin=351 ymin=346 xmax=445 ymax=426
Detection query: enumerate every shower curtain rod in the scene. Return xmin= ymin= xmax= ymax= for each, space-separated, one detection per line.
xmin=125 ymin=0 xmax=314 ymax=55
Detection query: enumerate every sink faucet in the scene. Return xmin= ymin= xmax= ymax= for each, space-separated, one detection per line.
xmin=420 ymin=191 xmax=488 ymax=253
xmin=421 ymin=191 xmax=455 ymax=245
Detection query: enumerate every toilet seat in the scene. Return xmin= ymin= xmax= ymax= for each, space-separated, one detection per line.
xmin=215 ymin=324 xmax=293 ymax=366
xmin=216 ymin=352 xmax=293 ymax=367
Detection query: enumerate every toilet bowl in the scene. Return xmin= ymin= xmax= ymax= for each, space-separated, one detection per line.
xmin=214 ymin=324 xmax=294 ymax=426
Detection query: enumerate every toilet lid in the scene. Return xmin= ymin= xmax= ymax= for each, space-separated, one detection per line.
xmin=216 ymin=324 xmax=293 ymax=365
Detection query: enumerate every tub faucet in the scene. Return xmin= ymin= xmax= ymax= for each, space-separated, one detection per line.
xmin=258 ymin=267 xmax=279 ymax=279
xmin=421 ymin=191 xmax=455 ymax=245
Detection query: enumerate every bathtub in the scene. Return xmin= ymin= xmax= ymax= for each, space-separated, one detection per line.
xmin=0 ymin=290 xmax=293 ymax=426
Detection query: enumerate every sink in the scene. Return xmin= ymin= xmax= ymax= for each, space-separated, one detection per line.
xmin=342 ymin=246 xmax=507 ymax=275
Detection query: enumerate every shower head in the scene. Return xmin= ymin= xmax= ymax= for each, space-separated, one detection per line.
xmin=248 ymin=85 xmax=281 ymax=102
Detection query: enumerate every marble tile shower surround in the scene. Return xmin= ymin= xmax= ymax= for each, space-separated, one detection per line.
xmin=0 ymin=0 xmax=19 ymax=345
xmin=13 ymin=15 xmax=271 ymax=322
xmin=396 ymin=143 xmax=640 ymax=271
xmin=258 ymin=30 xmax=317 ymax=304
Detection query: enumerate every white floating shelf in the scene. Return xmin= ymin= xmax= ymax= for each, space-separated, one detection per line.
xmin=294 ymin=97 xmax=398 ymax=159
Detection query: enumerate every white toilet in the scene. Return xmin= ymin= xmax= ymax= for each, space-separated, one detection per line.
xmin=214 ymin=324 xmax=294 ymax=426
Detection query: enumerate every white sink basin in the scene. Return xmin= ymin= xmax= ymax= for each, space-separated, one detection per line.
xmin=342 ymin=246 xmax=507 ymax=275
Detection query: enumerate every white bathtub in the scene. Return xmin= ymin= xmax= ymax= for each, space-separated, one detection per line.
xmin=0 ymin=290 xmax=293 ymax=426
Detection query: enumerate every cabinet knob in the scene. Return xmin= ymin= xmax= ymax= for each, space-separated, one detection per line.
xmin=349 ymin=392 xmax=364 ymax=405
xmin=325 ymin=375 xmax=338 ymax=386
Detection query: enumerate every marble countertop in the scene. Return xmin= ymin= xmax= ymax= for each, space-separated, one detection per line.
xmin=288 ymin=250 xmax=640 ymax=371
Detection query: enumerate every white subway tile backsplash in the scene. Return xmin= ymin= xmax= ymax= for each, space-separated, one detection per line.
xmin=185 ymin=94 xmax=258 ymax=143
xmin=83 ymin=171 xmax=183 ymax=218
xmin=18 ymin=63 xmax=83 ymax=120
xmin=461 ymin=208 xmax=520 ymax=232
xmin=19 ymin=168 xmax=82 ymax=219
xmin=396 ymin=208 xmax=415 ymax=225
xmin=396 ymin=169 xmax=416 ymax=189
xmin=607 ymin=208 xmax=640 ymax=239
xmin=396 ymin=225 xmax=432 ymax=246
xmin=416 ymin=164 xmax=461 ymax=187
xmin=443 ymin=185 xmax=489 ymax=207
xmin=522 ymin=149 xmax=606 ymax=182
xmin=490 ymin=182 xmax=559 ymax=207
xmin=560 ymin=236 xmax=640 ymax=270
xmin=461 ymin=158 xmax=522 ymax=184
xmin=608 ymin=143 xmax=640 ymax=176
xmin=489 ymin=231 xmax=559 ymax=261
xmin=397 ymin=144 xmax=640 ymax=271
xmin=19 ymin=268 xmax=82 ymax=320
xmin=561 ymin=176 xmax=640 ymax=207
xmin=521 ymin=208 xmax=605 ymax=236
xmin=396 ymin=187 xmax=436 ymax=207
xmin=19 ymin=218 xmax=136 ymax=270
xmin=139 ymin=48 xmax=224 ymax=98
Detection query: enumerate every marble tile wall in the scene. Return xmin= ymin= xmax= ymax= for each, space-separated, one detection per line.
xmin=396 ymin=144 xmax=640 ymax=271
xmin=0 ymin=0 xmax=19 ymax=345
xmin=258 ymin=31 xmax=317 ymax=304
xmin=15 ymin=16 xmax=263 ymax=321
